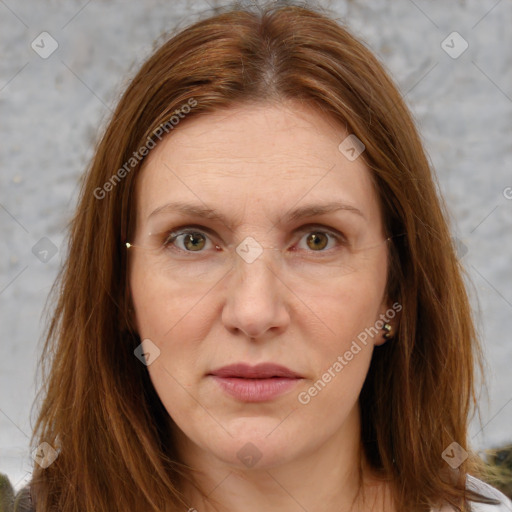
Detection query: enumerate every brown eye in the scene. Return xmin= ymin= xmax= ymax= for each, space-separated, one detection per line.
xmin=305 ymin=232 xmax=329 ymax=251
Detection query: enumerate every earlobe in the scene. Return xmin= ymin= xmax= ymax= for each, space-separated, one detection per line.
xmin=373 ymin=321 xmax=394 ymax=347
xmin=382 ymin=322 xmax=393 ymax=340
xmin=375 ymin=300 xmax=401 ymax=345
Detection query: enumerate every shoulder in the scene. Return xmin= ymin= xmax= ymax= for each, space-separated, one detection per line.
xmin=465 ymin=475 xmax=512 ymax=511
xmin=431 ymin=475 xmax=512 ymax=512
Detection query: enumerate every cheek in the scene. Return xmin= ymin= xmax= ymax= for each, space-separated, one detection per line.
xmin=129 ymin=267 xmax=205 ymax=426
xmin=299 ymin=268 xmax=387 ymax=347
xmin=129 ymin=258 xmax=215 ymax=387
xmin=294 ymin=276 xmax=381 ymax=417
xmin=129 ymin=256 xmax=212 ymax=340
xmin=293 ymin=269 xmax=386 ymax=408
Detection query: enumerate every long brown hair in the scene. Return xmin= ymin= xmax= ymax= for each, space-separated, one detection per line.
xmin=30 ymin=2 xmax=495 ymax=510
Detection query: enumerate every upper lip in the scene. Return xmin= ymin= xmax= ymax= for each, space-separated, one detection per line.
xmin=208 ymin=363 xmax=303 ymax=379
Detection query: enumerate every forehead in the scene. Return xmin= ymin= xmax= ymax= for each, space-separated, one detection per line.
xmin=134 ymin=101 xmax=382 ymax=230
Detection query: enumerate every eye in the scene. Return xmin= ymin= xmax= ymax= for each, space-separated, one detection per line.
xmin=163 ymin=229 xmax=215 ymax=252
xmin=294 ymin=226 xmax=346 ymax=254
xmin=161 ymin=225 xmax=346 ymax=254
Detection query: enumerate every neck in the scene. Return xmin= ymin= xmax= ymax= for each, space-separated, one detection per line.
xmin=172 ymin=406 xmax=394 ymax=512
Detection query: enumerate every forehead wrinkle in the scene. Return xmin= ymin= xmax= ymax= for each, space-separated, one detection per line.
xmin=146 ymin=200 xmax=366 ymax=233
xmin=164 ymin=154 xmax=334 ymax=181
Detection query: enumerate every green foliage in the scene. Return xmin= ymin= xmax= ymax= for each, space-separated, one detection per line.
xmin=0 ymin=474 xmax=15 ymax=512
xmin=0 ymin=474 xmax=32 ymax=512
xmin=481 ymin=444 xmax=512 ymax=500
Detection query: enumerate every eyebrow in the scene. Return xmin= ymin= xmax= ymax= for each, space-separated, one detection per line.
xmin=147 ymin=200 xmax=366 ymax=228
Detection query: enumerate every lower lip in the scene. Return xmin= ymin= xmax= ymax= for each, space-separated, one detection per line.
xmin=210 ymin=376 xmax=301 ymax=402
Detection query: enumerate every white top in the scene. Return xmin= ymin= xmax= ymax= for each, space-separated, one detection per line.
xmin=432 ymin=475 xmax=512 ymax=511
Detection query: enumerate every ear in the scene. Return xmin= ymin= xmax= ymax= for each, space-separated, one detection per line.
xmin=374 ymin=300 xmax=402 ymax=346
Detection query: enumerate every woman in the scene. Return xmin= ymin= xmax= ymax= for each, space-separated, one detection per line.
xmin=8 ymin=2 xmax=511 ymax=511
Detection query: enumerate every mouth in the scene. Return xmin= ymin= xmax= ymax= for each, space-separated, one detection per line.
xmin=207 ymin=363 xmax=304 ymax=402
xmin=209 ymin=362 xmax=303 ymax=379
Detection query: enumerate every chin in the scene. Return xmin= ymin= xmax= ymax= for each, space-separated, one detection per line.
xmin=204 ymin=420 xmax=306 ymax=470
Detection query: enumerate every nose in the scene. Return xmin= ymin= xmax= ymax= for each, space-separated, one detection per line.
xmin=221 ymin=244 xmax=291 ymax=340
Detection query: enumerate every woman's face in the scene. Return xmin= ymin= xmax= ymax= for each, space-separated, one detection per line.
xmin=128 ymin=101 xmax=393 ymax=470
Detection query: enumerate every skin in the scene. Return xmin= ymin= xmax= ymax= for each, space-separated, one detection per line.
xmin=128 ymin=101 xmax=397 ymax=512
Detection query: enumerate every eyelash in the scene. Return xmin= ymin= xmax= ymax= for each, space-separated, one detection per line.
xmin=161 ymin=224 xmax=348 ymax=257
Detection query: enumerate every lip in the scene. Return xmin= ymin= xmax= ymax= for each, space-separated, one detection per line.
xmin=208 ymin=363 xmax=303 ymax=402
xmin=209 ymin=363 xmax=303 ymax=379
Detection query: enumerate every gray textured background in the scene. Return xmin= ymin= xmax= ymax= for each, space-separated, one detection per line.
xmin=1 ymin=0 xmax=511 ymax=490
